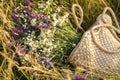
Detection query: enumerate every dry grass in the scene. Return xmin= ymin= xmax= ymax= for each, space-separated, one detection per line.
xmin=0 ymin=0 xmax=63 ymax=80
xmin=0 ymin=0 xmax=120 ymax=80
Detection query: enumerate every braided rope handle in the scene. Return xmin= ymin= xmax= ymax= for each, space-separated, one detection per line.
xmin=103 ymin=7 xmax=120 ymax=51
xmin=91 ymin=7 xmax=120 ymax=53
xmin=72 ymin=4 xmax=85 ymax=32
xmin=91 ymin=24 xmax=120 ymax=53
xmin=102 ymin=7 xmax=120 ymax=29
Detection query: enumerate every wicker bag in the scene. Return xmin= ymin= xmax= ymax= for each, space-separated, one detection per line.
xmin=68 ymin=4 xmax=120 ymax=71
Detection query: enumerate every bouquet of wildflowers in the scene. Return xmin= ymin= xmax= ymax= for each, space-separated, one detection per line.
xmin=12 ymin=0 xmax=56 ymax=67
xmin=12 ymin=0 xmax=80 ymax=66
xmin=10 ymin=0 xmax=80 ymax=79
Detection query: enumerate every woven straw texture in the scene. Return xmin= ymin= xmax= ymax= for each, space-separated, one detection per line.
xmin=68 ymin=4 xmax=120 ymax=71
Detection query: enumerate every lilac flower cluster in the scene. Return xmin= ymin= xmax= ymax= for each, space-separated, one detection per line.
xmin=11 ymin=0 xmax=52 ymax=33
xmin=12 ymin=27 xmax=28 ymax=34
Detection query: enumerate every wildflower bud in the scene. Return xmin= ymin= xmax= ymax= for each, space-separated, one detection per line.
xmin=25 ymin=0 xmax=31 ymax=6
xmin=14 ymin=55 xmax=20 ymax=61
xmin=74 ymin=74 xmax=86 ymax=80
xmin=18 ymin=49 xmax=26 ymax=57
xmin=11 ymin=13 xmax=18 ymax=23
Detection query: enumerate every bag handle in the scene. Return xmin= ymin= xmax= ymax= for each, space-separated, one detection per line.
xmin=91 ymin=24 xmax=120 ymax=53
xmin=101 ymin=7 xmax=120 ymax=42
xmin=102 ymin=7 xmax=120 ymax=29
xmin=72 ymin=4 xmax=85 ymax=32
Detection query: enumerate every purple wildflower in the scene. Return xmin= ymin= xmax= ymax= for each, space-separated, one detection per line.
xmin=44 ymin=59 xmax=52 ymax=68
xmin=25 ymin=0 xmax=31 ymax=6
xmin=11 ymin=13 xmax=18 ymax=23
xmin=40 ymin=15 xmax=47 ymax=23
xmin=30 ymin=12 xmax=40 ymax=18
xmin=44 ymin=58 xmax=49 ymax=64
xmin=37 ymin=58 xmax=43 ymax=65
xmin=39 ymin=15 xmax=52 ymax=26
xmin=74 ymin=75 xmax=86 ymax=80
xmin=15 ymin=39 xmax=21 ymax=44
xmin=35 ymin=23 xmax=49 ymax=29
xmin=37 ymin=58 xmax=52 ymax=69
xmin=12 ymin=27 xmax=28 ymax=34
xmin=33 ymin=13 xmax=40 ymax=18
xmin=42 ymin=20 xmax=52 ymax=26
xmin=46 ymin=21 xmax=52 ymax=26
xmin=26 ymin=6 xmax=32 ymax=15
xmin=16 ymin=44 xmax=26 ymax=57
xmin=42 ymin=15 xmax=47 ymax=20
xmin=14 ymin=55 xmax=20 ymax=61
xmin=18 ymin=49 xmax=26 ymax=56
xmin=39 ymin=23 xmax=48 ymax=28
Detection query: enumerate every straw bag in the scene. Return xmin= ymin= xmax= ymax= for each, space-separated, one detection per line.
xmin=68 ymin=4 xmax=120 ymax=71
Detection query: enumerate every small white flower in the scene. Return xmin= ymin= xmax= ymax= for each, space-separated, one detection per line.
xmin=49 ymin=46 xmax=54 ymax=50
xmin=43 ymin=38 xmax=49 ymax=44
xmin=47 ymin=41 xmax=53 ymax=46
xmin=23 ymin=10 xmax=26 ymax=13
xmin=38 ymin=3 xmax=44 ymax=8
xmin=24 ymin=54 xmax=31 ymax=61
xmin=72 ymin=43 xmax=76 ymax=47
xmin=23 ymin=24 xmax=27 ymax=28
xmin=48 ymin=16 xmax=50 ymax=18
xmin=57 ymin=7 xmax=61 ymax=12
xmin=52 ymin=13 xmax=58 ymax=20
xmin=46 ymin=0 xmax=52 ymax=5
xmin=59 ymin=12 xmax=69 ymax=26
xmin=25 ymin=14 xmax=28 ymax=17
xmin=52 ymin=20 xmax=59 ymax=26
xmin=31 ymin=19 xmax=36 ymax=26
xmin=46 ymin=29 xmax=51 ymax=34
xmin=54 ymin=45 xmax=57 ymax=48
